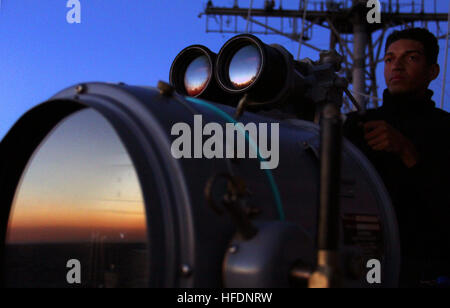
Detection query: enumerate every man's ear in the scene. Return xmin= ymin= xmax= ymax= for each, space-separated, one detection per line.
xmin=429 ymin=64 xmax=440 ymax=82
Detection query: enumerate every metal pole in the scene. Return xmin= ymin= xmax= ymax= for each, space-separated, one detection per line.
xmin=352 ymin=3 xmax=368 ymax=113
xmin=317 ymin=104 xmax=342 ymax=254
xmin=441 ymin=4 xmax=450 ymax=110
xmin=246 ymin=0 xmax=254 ymax=33
xmin=330 ymin=31 xmax=337 ymax=50
xmin=307 ymin=53 xmax=348 ymax=288
xmin=297 ymin=0 xmax=309 ymax=60
xmin=309 ymin=95 xmax=343 ymax=289
xmin=368 ymin=36 xmax=379 ymax=108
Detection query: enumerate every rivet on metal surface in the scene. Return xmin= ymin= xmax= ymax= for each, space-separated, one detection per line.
xmin=180 ymin=264 xmax=193 ymax=277
xmin=228 ymin=245 xmax=238 ymax=254
xmin=76 ymin=84 xmax=86 ymax=94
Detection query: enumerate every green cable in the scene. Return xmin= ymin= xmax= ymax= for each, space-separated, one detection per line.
xmin=185 ymin=97 xmax=286 ymax=221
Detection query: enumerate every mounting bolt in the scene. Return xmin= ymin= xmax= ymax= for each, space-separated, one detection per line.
xmin=76 ymin=84 xmax=86 ymax=94
xmin=158 ymin=80 xmax=174 ymax=97
xmin=180 ymin=264 xmax=192 ymax=277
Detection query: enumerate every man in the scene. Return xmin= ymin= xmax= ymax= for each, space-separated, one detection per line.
xmin=343 ymin=28 xmax=450 ymax=287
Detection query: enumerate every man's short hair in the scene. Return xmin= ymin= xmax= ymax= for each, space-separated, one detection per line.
xmin=385 ymin=28 xmax=439 ymax=65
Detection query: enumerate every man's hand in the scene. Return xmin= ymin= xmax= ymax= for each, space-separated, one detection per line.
xmin=363 ymin=121 xmax=420 ymax=168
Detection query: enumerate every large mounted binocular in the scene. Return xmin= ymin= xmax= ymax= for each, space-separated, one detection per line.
xmin=170 ymin=34 xmax=352 ymax=121
xmin=170 ymin=34 xmax=316 ymax=114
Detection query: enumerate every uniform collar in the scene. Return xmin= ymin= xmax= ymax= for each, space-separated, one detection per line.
xmin=381 ymin=89 xmax=436 ymax=115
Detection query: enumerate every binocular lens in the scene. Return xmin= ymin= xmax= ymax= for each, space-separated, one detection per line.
xmin=184 ymin=56 xmax=212 ymax=96
xmin=228 ymin=45 xmax=261 ymax=90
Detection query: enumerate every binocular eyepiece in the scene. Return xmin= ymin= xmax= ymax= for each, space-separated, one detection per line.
xmin=215 ymin=34 xmax=290 ymax=103
xmin=169 ymin=45 xmax=218 ymax=99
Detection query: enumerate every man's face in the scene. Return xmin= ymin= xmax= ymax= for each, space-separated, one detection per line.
xmin=384 ymin=39 xmax=436 ymax=95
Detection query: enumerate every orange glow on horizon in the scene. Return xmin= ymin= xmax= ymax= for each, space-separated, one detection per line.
xmin=7 ymin=200 xmax=147 ymax=244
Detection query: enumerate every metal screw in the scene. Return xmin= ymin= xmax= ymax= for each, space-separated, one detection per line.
xmin=181 ymin=264 xmax=192 ymax=277
xmin=76 ymin=84 xmax=86 ymax=94
xmin=228 ymin=245 xmax=238 ymax=254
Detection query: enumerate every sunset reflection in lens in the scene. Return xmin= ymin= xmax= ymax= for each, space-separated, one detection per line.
xmin=4 ymin=109 xmax=149 ymax=287
xmin=184 ymin=56 xmax=211 ymax=96
xmin=228 ymin=45 xmax=261 ymax=89
xmin=6 ymin=109 xmax=147 ymax=244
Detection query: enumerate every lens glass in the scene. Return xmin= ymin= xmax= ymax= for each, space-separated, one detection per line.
xmin=4 ymin=109 xmax=149 ymax=288
xmin=184 ymin=55 xmax=211 ymax=96
xmin=228 ymin=45 xmax=261 ymax=89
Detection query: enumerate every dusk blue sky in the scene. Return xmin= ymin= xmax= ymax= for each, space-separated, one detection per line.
xmin=1 ymin=0 xmax=449 ymax=140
